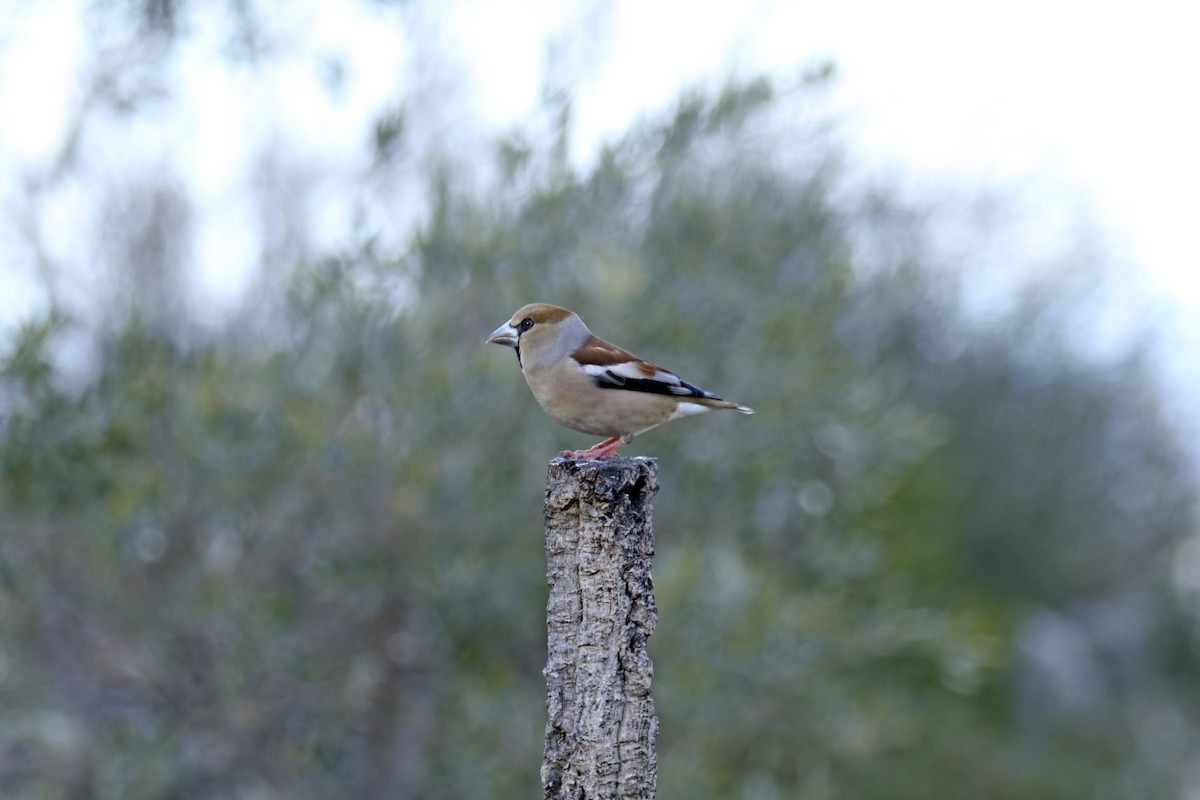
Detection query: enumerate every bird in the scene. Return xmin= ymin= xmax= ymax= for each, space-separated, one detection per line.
xmin=486 ymin=303 xmax=753 ymax=459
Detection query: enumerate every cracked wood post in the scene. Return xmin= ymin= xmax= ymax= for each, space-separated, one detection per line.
xmin=542 ymin=456 xmax=659 ymax=800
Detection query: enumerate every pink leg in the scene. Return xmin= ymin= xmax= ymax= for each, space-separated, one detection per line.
xmin=562 ymin=436 xmax=626 ymax=460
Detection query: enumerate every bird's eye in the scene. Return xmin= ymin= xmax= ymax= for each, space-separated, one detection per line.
xmin=519 ymin=318 xmax=535 ymax=332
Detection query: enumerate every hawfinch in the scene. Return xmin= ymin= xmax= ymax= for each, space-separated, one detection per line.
xmin=486 ymin=303 xmax=753 ymax=459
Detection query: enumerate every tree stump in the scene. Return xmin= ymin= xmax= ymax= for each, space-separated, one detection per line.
xmin=541 ymin=456 xmax=659 ymax=800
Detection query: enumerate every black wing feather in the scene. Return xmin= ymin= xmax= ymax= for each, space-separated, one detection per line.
xmin=595 ymin=370 xmax=717 ymax=400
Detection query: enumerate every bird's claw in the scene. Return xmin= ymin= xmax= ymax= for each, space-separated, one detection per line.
xmin=561 ymin=436 xmax=624 ymax=460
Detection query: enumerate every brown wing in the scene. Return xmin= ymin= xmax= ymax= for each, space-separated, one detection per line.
xmin=571 ymin=335 xmax=659 ymax=376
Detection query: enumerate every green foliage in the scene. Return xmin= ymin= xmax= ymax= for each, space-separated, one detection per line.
xmin=2 ymin=78 xmax=1196 ymax=800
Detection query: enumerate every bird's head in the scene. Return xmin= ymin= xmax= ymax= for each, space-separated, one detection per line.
xmin=486 ymin=303 xmax=589 ymax=369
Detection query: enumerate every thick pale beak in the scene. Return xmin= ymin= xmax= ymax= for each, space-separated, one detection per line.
xmin=486 ymin=322 xmax=519 ymax=347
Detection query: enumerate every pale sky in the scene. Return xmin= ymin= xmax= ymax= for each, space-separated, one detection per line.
xmin=2 ymin=0 xmax=1197 ymax=362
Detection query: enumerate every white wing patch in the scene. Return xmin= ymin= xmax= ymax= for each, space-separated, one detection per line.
xmin=582 ymin=361 xmax=704 ymax=396
xmin=581 ymin=361 xmax=666 ymax=381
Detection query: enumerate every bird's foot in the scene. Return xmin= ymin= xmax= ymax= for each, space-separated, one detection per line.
xmin=561 ymin=436 xmax=625 ymax=460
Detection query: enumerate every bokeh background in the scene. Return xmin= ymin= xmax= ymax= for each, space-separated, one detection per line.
xmin=2 ymin=2 xmax=1199 ymax=798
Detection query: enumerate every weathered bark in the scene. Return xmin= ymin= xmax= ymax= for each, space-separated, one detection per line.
xmin=542 ymin=456 xmax=659 ymax=800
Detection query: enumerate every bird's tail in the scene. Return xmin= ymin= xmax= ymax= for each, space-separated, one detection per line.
xmin=704 ymin=397 xmax=754 ymax=414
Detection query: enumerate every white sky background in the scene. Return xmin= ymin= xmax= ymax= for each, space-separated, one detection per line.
xmin=1 ymin=0 xmax=1198 ymax=394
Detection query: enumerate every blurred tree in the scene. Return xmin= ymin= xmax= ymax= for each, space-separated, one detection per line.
xmin=0 ymin=3 xmax=1197 ymax=799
